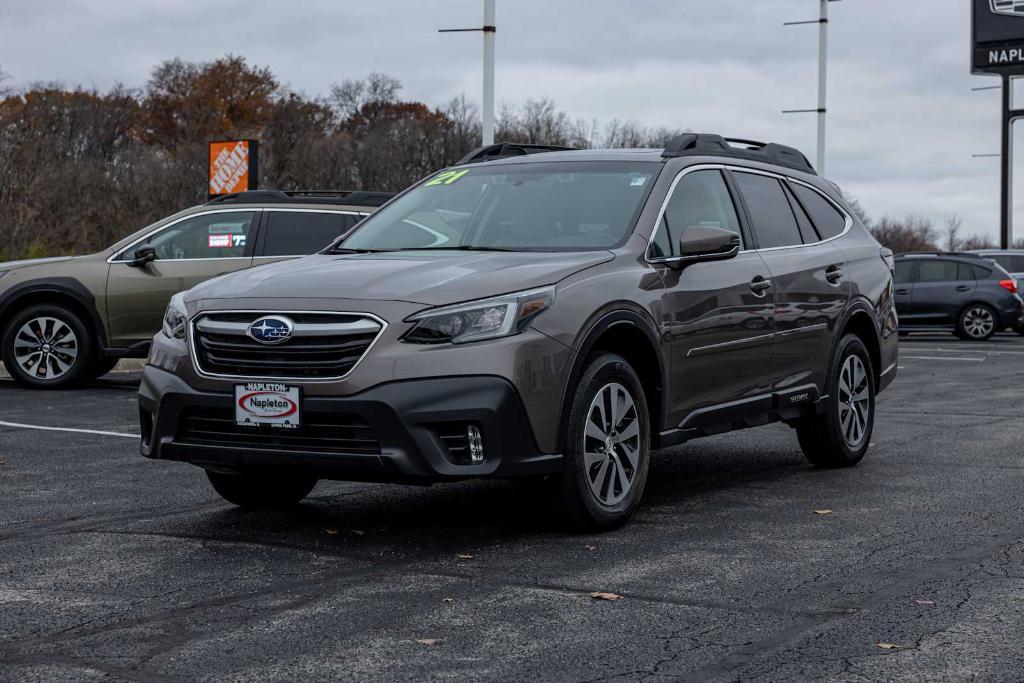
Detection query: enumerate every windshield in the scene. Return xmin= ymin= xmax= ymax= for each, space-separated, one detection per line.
xmin=337 ymin=161 xmax=659 ymax=252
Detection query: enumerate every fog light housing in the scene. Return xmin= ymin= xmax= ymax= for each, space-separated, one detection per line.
xmin=466 ymin=425 xmax=484 ymax=464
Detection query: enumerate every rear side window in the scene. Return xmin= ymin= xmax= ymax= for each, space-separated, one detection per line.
xmin=262 ymin=211 xmax=361 ymax=256
xmin=652 ymin=170 xmax=743 ymax=257
xmin=791 ymin=184 xmax=847 ymax=239
xmin=971 ymin=264 xmax=992 ymax=280
xmin=894 ymin=261 xmax=914 ymax=284
xmin=917 ymin=260 xmax=960 ymax=283
xmin=783 ymin=184 xmax=821 ymax=244
xmin=733 ymin=172 xmax=802 ymax=249
xmin=986 ymin=254 xmax=1024 ymax=272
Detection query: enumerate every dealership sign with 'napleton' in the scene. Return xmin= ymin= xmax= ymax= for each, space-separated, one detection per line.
xmin=974 ymin=0 xmax=1024 ymax=74
xmin=208 ymin=140 xmax=259 ymax=197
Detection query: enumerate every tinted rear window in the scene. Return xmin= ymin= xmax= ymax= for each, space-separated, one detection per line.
xmin=733 ymin=172 xmax=803 ymax=248
xmin=894 ymin=261 xmax=914 ymax=284
xmin=263 ymin=211 xmax=360 ymax=256
xmin=791 ymin=184 xmax=847 ymax=239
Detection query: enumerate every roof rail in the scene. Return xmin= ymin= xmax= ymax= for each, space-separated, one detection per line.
xmin=206 ymin=189 xmax=395 ymax=208
xmin=661 ymin=134 xmax=816 ymax=175
xmin=456 ymin=142 xmax=577 ymax=165
xmin=896 ymin=251 xmax=986 ymax=258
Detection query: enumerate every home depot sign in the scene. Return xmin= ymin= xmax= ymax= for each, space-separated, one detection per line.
xmin=208 ymin=140 xmax=259 ymax=197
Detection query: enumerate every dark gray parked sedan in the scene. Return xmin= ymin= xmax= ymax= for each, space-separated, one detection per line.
xmin=139 ymin=135 xmax=899 ymax=529
xmin=894 ymin=252 xmax=1024 ymax=341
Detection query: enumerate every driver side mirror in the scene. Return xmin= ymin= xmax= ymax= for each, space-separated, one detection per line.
xmin=127 ymin=246 xmax=157 ymax=268
xmin=678 ymin=226 xmax=741 ymax=260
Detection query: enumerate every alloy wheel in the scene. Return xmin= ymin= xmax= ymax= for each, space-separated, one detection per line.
xmin=13 ymin=316 xmax=79 ymax=380
xmin=962 ymin=306 xmax=994 ymax=339
xmin=583 ymin=382 xmax=642 ymax=506
xmin=837 ymin=354 xmax=870 ymax=448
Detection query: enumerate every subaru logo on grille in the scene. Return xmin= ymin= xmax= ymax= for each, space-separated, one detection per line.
xmin=247 ymin=316 xmax=294 ymax=345
xmin=992 ymin=0 xmax=1024 ymax=16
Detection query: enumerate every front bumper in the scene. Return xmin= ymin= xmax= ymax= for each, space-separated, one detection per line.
xmin=138 ymin=366 xmax=562 ymax=482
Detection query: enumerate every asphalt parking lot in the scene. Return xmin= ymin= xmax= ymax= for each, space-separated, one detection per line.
xmin=1 ymin=334 xmax=1023 ymax=681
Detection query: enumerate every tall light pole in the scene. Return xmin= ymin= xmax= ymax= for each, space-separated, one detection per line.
xmin=783 ymin=0 xmax=839 ymax=175
xmin=440 ymin=0 xmax=497 ymax=146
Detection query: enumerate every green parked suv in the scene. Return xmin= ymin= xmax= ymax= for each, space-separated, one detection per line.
xmin=140 ymin=136 xmax=899 ymax=530
xmin=0 ymin=191 xmax=392 ymax=388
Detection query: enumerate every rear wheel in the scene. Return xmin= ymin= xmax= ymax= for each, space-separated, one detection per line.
xmin=796 ymin=334 xmax=875 ymax=469
xmin=554 ymin=353 xmax=650 ymax=531
xmin=1 ymin=304 xmax=95 ymax=389
xmin=956 ymin=304 xmax=996 ymax=341
xmin=206 ymin=470 xmax=317 ymax=510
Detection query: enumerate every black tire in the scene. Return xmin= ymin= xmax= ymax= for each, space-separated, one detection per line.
xmin=86 ymin=357 xmax=121 ymax=380
xmin=553 ymin=353 xmax=651 ymax=531
xmin=206 ymin=470 xmax=318 ymax=510
xmin=796 ymin=334 xmax=875 ymax=469
xmin=955 ymin=303 xmax=997 ymax=341
xmin=1014 ymin=320 xmax=1024 ymax=336
xmin=1 ymin=304 xmax=95 ymax=389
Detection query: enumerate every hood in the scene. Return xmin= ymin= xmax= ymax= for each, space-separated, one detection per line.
xmin=0 ymin=255 xmax=76 ymax=273
xmin=186 ymin=250 xmax=614 ymax=306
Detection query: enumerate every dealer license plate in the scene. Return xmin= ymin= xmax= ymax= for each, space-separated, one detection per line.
xmin=234 ymin=383 xmax=301 ymax=429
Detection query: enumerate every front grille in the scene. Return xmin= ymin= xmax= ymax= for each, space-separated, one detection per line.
xmin=177 ymin=408 xmax=381 ymax=455
xmin=191 ymin=312 xmax=383 ymax=380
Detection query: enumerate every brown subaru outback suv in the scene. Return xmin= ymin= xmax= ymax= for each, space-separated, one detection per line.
xmin=139 ymin=137 xmax=899 ymax=530
xmin=0 ymin=190 xmax=392 ymax=388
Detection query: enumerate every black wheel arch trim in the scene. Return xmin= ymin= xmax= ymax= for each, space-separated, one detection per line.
xmin=832 ymin=297 xmax=883 ymax=381
xmin=0 ymin=277 xmax=108 ymax=348
xmin=555 ymin=304 xmax=668 ymax=452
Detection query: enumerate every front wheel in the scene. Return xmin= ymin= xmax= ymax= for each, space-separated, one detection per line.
xmin=206 ymin=470 xmax=317 ymax=510
xmin=956 ymin=304 xmax=997 ymax=341
xmin=796 ymin=334 xmax=875 ymax=469
xmin=1 ymin=304 xmax=95 ymax=389
xmin=554 ymin=353 xmax=651 ymax=531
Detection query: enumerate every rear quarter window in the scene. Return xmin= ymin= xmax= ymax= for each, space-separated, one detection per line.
xmin=791 ymin=184 xmax=847 ymax=239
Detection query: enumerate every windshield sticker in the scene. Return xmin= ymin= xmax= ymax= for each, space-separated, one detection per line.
xmin=630 ymin=175 xmax=648 ymax=187
xmin=208 ymin=234 xmax=232 ymax=248
xmin=425 ymin=169 xmax=470 ymax=187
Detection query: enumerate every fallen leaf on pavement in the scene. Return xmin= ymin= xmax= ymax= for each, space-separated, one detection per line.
xmin=876 ymin=642 xmax=902 ymax=650
xmin=585 ymin=544 xmax=598 ymax=551
xmin=350 ymin=529 xmax=365 ymax=536
xmin=442 ymin=598 xmax=454 ymax=603
xmin=416 ymin=638 xmax=440 ymax=645
xmin=590 ymin=591 xmax=622 ymax=601
xmin=456 ymin=553 xmax=474 ymax=560
xmin=325 ymin=528 xmax=339 ymax=535
xmin=914 ymin=599 xmax=935 ymax=606
xmin=814 ymin=509 xmax=833 ymax=515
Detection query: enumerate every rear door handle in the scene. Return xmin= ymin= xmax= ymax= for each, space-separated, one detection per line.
xmin=955 ymin=285 xmax=970 ymax=292
xmin=825 ymin=264 xmax=844 ymax=284
xmin=895 ymin=288 xmax=910 ymax=295
xmin=750 ymin=276 xmax=772 ymax=295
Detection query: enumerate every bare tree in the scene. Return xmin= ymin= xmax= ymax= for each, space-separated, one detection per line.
xmin=869 ymin=216 xmax=938 ymax=253
xmin=943 ymin=214 xmax=963 ymax=251
xmin=841 ymin=192 xmax=872 ymax=228
xmin=962 ymin=234 xmax=997 ymax=250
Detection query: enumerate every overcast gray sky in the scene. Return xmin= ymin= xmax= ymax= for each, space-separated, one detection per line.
xmin=0 ymin=0 xmax=1013 ymax=241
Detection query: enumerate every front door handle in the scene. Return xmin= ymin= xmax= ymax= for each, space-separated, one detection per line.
xmin=750 ymin=276 xmax=772 ymax=296
xmin=955 ymin=285 xmax=970 ymax=292
xmin=825 ymin=264 xmax=844 ymax=284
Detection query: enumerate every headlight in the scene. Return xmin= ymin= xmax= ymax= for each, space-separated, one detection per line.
xmin=161 ymin=293 xmax=187 ymax=340
xmin=403 ymin=287 xmax=555 ymax=344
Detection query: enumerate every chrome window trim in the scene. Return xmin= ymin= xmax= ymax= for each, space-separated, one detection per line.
xmin=644 ymin=163 xmax=854 ymax=263
xmin=107 ymin=207 xmax=369 ymax=265
xmin=106 ymin=208 xmax=263 ymax=264
xmin=188 ymin=309 xmax=389 ymax=383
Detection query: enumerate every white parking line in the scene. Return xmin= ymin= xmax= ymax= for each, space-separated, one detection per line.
xmin=900 ymin=355 xmax=985 ymax=362
xmin=902 ymin=346 xmax=1024 ymax=355
xmin=0 ymin=420 xmax=139 ymax=439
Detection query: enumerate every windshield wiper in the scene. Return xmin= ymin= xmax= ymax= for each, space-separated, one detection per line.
xmin=389 ymin=245 xmax=522 ymax=252
xmin=327 ymin=247 xmax=391 ymax=254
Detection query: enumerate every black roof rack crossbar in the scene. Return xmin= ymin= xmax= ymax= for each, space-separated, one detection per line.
xmin=456 ymin=142 xmax=577 ymax=165
xmin=206 ymin=189 xmax=395 ymax=208
xmin=661 ymin=134 xmax=817 ymax=175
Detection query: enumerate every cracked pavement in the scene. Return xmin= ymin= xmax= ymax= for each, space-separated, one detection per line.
xmin=1 ymin=333 xmax=1023 ymax=681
